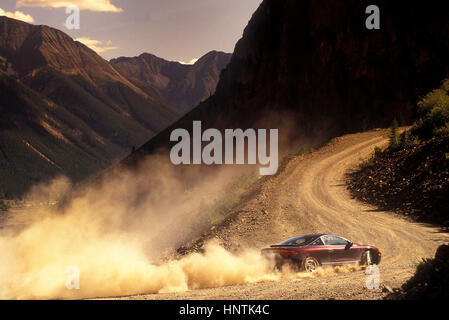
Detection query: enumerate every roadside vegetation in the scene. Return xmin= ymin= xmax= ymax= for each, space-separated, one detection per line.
xmin=0 ymin=199 xmax=9 ymax=212
xmin=348 ymin=79 xmax=449 ymax=225
xmin=389 ymin=79 xmax=449 ymax=151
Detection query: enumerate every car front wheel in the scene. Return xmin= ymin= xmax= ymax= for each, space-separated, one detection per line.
xmin=361 ymin=250 xmax=377 ymax=266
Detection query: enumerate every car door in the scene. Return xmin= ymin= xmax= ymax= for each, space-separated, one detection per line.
xmin=306 ymin=237 xmax=331 ymax=264
xmin=322 ymin=236 xmax=352 ymax=264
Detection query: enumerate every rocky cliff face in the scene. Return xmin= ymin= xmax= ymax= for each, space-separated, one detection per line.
xmin=128 ymin=0 xmax=449 ymax=162
xmin=111 ymin=51 xmax=231 ymax=112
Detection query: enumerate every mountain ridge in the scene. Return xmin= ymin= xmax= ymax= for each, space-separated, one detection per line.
xmin=110 ymin=50 xmax=231 ymax=112
xmin=0 ymin=16 xmax=182 ymax=197
xmin=0 ymin=16 xmax=233 ymax=197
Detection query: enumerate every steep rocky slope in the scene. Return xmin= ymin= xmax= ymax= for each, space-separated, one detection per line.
xmin=111 ymin=51 xmax=231 ymax=112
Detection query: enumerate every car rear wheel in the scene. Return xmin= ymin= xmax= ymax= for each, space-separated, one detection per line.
xmin=302 ymin=257 xmax=320 ymax=272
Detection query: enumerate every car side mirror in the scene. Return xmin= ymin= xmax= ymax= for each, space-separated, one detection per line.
xmin=345 ymin=242 xmax=353 ymax=250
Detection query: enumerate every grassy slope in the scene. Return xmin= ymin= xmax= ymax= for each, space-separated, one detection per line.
xmin=23 ymin=67 xmax=154 ymax=149
xmin=0 ymin=67 xmax=180 ymax=198
xmin=0 ymin=72 xmax=123 ymax=198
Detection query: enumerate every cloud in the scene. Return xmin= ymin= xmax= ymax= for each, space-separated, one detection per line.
xmin=178 ymin=58 xmax=199 ymax=65
xmin=16 ymin=0 xmax=123 ymax=13
xmin=0 ymin=8 xmax=35 ymax=23
xmin=75 ymin=37 xmax=118 ymax=54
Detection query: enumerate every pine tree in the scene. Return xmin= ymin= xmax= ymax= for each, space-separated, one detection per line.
xmin=389 ymin=119 xmax=399 ymax=150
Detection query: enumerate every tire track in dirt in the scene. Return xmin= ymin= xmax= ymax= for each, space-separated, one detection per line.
xmin=296 ymin=134 xmax=442 ymax=266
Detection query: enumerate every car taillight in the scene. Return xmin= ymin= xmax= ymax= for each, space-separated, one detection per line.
xmin=279 ymin=250 xmax=298 ymax=255
xmin=262 ymin=249 xmax=298 ymax=256
xmin=269 ymin=249 xmax=298 ymax=255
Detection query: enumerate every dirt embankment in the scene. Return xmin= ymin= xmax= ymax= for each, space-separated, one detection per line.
xmin=119 ymin=129 xmax=449 ymax=300
xmin=347 ymin=135 xmax=449 ymax=225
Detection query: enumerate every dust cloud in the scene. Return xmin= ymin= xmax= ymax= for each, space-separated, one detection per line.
xmin=0 ymin=153 xmax=261 ymax=299
xmin=0 ymin=135 xmax=357 ymax=299
xmin=0 ymin=229 xmax=362 ymax=299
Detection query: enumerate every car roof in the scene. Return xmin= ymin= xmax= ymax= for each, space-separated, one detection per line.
xmin=289 ymin=234 xmax=349 ymax=240
xmin=291 ymin=234 xmax=329 ymax=238
xmin=275 ymin=234 xmax=353 ymax=248
xmin=299 ymin=234 xmax=344 ymax=237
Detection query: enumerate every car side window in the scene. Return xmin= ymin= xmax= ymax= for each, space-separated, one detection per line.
xmin=310 ymin=238 xmax=324 ymax=246
xmin=323 ymin=236 xmax=348 ymax=246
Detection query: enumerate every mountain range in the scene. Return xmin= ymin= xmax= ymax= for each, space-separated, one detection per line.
xmin=4 ymin=0 xmax=449 ymax=197
xmin=0 ymin=16 xmax=230 ymax=197
xmin=111 ymin=51 xmax=231 ymax=113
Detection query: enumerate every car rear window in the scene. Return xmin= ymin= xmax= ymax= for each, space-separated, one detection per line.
xmin=279 ymin=236 xmax=316 ymax=246
xmin=310 ymin=238 xmax=324 ymax=246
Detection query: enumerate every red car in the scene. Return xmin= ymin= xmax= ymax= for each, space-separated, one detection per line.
xmin=261 ymin=234 xmax=381 ymax=272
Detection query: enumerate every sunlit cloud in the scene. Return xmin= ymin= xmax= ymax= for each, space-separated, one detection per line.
xmin=178 ymin=58 xmax=199 ymax=65
xmin=75 ymin=37 xmax=118 ymax=54
xmin=16 ymin=0 xmax=123 ymax=13
xmin=0 ymin=7 xmax=35 ymax=23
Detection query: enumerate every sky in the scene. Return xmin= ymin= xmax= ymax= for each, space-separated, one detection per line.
xmin=0 ymin=0 xmax=262 ymax=62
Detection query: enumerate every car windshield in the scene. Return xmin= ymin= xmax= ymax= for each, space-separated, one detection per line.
xmin=279 ymin=235 xmax=317 ymax=246
xmin=323 ymin=236 xmax=349 ymax=246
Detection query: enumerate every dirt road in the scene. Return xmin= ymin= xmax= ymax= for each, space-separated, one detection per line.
xmin=121 ymin=129 xmax=449 ymax=300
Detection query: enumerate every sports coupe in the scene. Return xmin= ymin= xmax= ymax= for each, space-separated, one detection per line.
xmin=261 ymin=234 xmax=381 ymax=272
